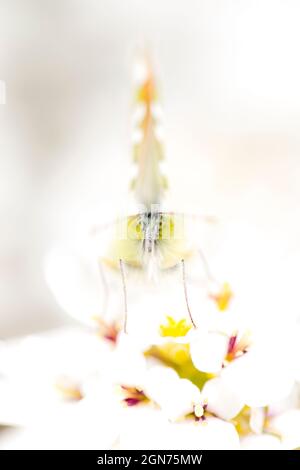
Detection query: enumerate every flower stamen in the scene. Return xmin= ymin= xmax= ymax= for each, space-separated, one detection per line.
xmin=120 ymin=385 xmax=149 ymax=407
xmin=209 ymin=282 xmax=233 ymax=311
xmin=193 ymin=402 xmax=208 ymax=421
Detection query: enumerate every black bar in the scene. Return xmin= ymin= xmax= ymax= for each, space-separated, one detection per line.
xmin=0 ymin=450 xmax=299 ymax=467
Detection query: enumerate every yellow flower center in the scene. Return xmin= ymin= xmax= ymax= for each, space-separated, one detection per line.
xmin=159 ymin=316 xmax=192 ymax=338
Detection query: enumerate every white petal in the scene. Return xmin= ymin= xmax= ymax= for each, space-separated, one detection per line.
xmin=144 ymin=366 xmax=201 ymax=421
xmin=190 ymin=330 xmax=228 ymax=374
xmin=0 ymin=395 xmax=121 ymax=450
xmin=0 ymin=378 xmax=71 ymax=426
xmin=169 ymin=417 xmax=240 ymax=450
xmin=221 ymin=349 xmax=294 ymax=407
xmin=202 ymin=377 xmax=244 ymax=420
xmin=0 ymin=328 xmax=110 ymax=426
xmin=241 ymin=434 xmax=282 ymax=450
xmin=157 ymin=379 xmax=201 ymax=422
xmin=107 ymin=337 xmax=147 ymax=387
xmin=249 ymin=407 xmax=265 ymax=434
xmin=45 ymin=246 xmax=103 ymax=326
xmin=269 ymin=409 xmax=300 ymax=450
xmin=143 ymin=365 xmax=179 ymax=400
xmin=0 ymin=328 xmax=108 ymax=381
xmin=119 ymin=406 xmax=172 ymax=450
xmin=268 ymin=386 xmax=299 ymax=416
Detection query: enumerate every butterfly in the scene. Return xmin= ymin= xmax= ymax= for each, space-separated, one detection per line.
xmin=92 ymin=54 xmax=220 ymax=332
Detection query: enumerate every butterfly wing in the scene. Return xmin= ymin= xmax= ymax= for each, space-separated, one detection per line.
xmin=156 ymin=212 xmax=219 ymax=270
xmin=91 ymin=211 xmax=218 ymax=273
xmin=91 ymin=214 xmax=144 ymax=269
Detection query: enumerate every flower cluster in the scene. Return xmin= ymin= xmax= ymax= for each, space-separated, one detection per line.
xmin=0 ymin=246 xmax=299 ymax=450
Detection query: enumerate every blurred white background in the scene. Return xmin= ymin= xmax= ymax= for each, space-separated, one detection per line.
xmin=1 ymin=0 xmax=300 ymax=337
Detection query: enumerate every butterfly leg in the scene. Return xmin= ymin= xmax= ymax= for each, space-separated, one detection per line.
xmin=97 ymin=259 xmax=109 ymax=318
xmin=197 ymin=248 xmax=225 ymax=299
xmin=181 ymin=259 xmax=197 ymax=328
xmin=198 ymin=247 xmax=215 ymax=282
xmin=119 ymin=259 xmax=128 ymax=333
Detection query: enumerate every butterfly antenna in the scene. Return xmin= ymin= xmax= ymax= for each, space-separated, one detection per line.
xmin=181 ymin=259 xmax=197 ymax=328
xmin=119 ymin=259 xmax=128 ymax=333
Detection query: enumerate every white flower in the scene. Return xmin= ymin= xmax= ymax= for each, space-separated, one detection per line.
xmin=190 ymin=322 xmax=296 ymax=408
xmin=221 ymin=326 xmax=296 ymax=407
xmin=118 ymin=406 xmax=240 ymax=450
xmin=127 ymin=363 xmax=243 ymax=424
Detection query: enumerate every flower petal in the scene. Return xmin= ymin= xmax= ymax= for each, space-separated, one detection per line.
xmin=241 ymin=434 xmax=281 ymax=450
xmin=269 ymin=409 xmax=300 ymax=450
xmin=221 ymin=348 xmax=294 ymax=407
xmin=119 ymin=407 xmax=172 ymax=450
xmin=45 ymin=246 xmax=103 ymax=326
xmin=190 ymin=330 xmax=228 ymax=374
xmin=202 ymin=377 xmax=244 ymax=420
xmin=169 ymin=417 xmax=240 ymax=450
xmin=144 ymin=366 xmax=201 ymax=421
